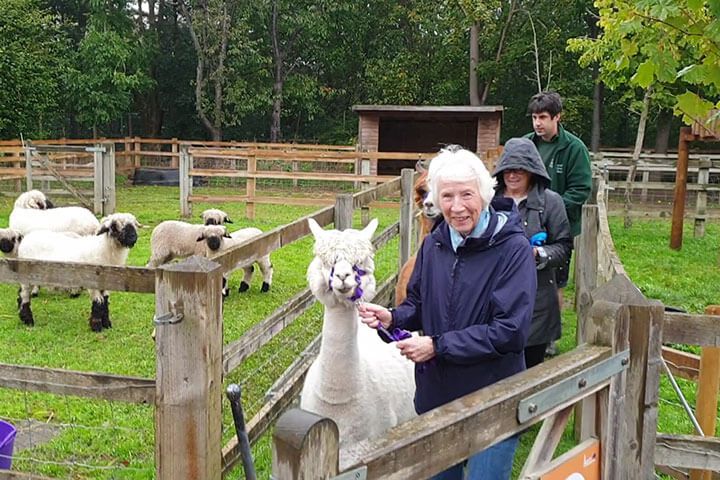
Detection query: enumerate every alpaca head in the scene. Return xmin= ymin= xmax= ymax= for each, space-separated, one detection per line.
xmin=14 ymin=190 xmax=49 ymax=210
xmin=415 ymin=170 xmax=441 ymax=221
xmin=98 ymin=213 xmax=141 ymax=248
xmin=306 ymin=218 xmax=378 ymax=308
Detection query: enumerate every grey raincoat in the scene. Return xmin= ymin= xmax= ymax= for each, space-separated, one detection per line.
xmin=492 ymin=138 xmax=572 ymax=347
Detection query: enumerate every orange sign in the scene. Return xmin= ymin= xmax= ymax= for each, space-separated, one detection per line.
xmin=540 ymin=438 xmax=600 ymax=480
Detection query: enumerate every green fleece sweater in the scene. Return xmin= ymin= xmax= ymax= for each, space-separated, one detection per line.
xmin=524 ymin=126 xmax=591 ymax=236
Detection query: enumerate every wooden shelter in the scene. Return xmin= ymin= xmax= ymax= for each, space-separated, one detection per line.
xmin=353 ymin=105 xmax=503 ymax=175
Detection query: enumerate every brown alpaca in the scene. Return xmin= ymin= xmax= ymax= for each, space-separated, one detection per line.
xmin=395 ymin=168 xmax=438 ymax=305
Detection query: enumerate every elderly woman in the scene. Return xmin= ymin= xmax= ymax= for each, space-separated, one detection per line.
xmin=359 ymin=146 xmax=536 ymax=480
xmin=493 ymin=137 xmax=572 ymax=368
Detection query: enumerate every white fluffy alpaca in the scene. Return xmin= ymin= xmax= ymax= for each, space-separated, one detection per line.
xmin=300 ymin=218 xmax=415 ymax=446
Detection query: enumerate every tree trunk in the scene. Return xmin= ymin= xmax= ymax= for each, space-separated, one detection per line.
xmin=624 ymin=87 xmax=652 ymax=228
xmin=654 ymin=108 xmax=673 ymax=153
xmin=270 ymin=0 xmax=283 ymax=141
xmin=591 ymin=72 xmax=603 ymax=153
xmin=469 ymin=23 xmax=480 ymax=106
xmin=480 ymin=0 xmax=517 ymax=105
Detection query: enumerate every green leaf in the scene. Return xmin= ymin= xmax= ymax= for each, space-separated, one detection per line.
xmin=674 ymin=91 xmax=715 ymax=125
xmin=632 ymin=61 xmax=655 ymax=88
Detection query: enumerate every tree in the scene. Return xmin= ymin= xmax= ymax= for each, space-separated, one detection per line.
xmin=568 ymin=1 xmax=720 ymax=127
xmin=0 ymin=0 xmax=70 ymax=139
xmin=67 ymin=1 xmax=151 ymax=137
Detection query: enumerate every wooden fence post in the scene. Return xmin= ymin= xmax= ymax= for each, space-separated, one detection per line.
xmin=179 ymin=145 xmax=191 ymax=218
xmin=272 ymin=409 xmax=339 ymax=479
xmin=24 ymin=142 xmax=33 ymax=191
xmin=694 ymin=157 xmax=710 ymax=238
xmin=133 ymin=136 xmax=141 ymax=168
xmin=171 ymin=138 xmax=179 ymax=168
xmin=399 ymin=168 xmax=414 ymax=271
xmin=670 ymin=127 xmax=692 ymax=250
xmin=93 ymin=143 xmax=104 ymax=215
xmin=246 ymin=152 xmax=256 ymax=220
xmin=640 ymin=166 xmax=650 ymax=203
xmin=584 ymin=300 xmax=630 ymax=480
xmin=689 ymin=304 xmax=720 ymax=480
xmin=334 ymin=194 xmax=353 ymax=231
xmin=102 ymin=143 xmax=116 ymax=215
xmin=154 ymin=256 xmax=224 ymax=480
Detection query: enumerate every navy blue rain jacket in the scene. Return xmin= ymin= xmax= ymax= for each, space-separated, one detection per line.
xmin=392 ymin=197 xmax=537 ymax=414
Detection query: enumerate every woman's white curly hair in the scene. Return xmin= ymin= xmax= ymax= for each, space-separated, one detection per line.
xmin=428 ymin=146 xmax=496 ymax=208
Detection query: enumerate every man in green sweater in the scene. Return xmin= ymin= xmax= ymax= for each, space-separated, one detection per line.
xmin=525 ymin=91 xmax=592 ymax=356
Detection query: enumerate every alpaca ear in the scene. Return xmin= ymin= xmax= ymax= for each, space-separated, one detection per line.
xmin=307 ymin=218 xmax=325 ymax=240
xmin=361 ymin=218 xmax=378 ymax=240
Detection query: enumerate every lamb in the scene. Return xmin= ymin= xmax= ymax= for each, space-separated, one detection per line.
xmin=16 ymin=213 xmax=140 ymax=331
xmin=214 ymin=227 xmax=273 ymax=295
xmin=395 ymin=167 xmax=441 ymax=305
xmin=201 ymin=208 xmax=233 ymax=226
xmin=146 ymin=221 xmax=230 ymax=267
xmin=300 ymin=218 xmax=415 ymax=447
xmin=10 ymin=190 xmax=100 ymax=236
xmin=0 ymin=228 xmax=22 ymax=257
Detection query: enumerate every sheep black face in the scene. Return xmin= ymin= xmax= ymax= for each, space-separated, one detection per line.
xmin=97 ymin=214 xmax=140 ymax=248
xmin=0 ymin=237 xmax=18 ymax=254
xmin=197 ymin=226 xmax=231 ymax=252
xmin=43 ymin=198 xmax=55 ymax=209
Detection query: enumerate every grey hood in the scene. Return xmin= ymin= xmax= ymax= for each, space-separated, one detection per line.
xmin=492 ymin=137 xmax=551 ymax=189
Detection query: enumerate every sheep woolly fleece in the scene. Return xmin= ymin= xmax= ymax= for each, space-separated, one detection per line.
xmin=300 ymin=218 xmax=415 ymax=447
xmin=10 ymin=190 xmax=99 ymax=236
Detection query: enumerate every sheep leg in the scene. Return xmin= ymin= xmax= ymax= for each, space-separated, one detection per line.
xmin=101 ymin=292 xmax=111 ymax=329
xmin=18 ymin=285 xmax=34 ymax=326
xmin=222 ymin=276 xmax=229 ymax=298
xmin=258 ymin=257 xmax=273 ymax=293
xmin=238 ymin=265 xmax=253 ymax=293
xmin=89 ymin=290 xmax=105 ymax=332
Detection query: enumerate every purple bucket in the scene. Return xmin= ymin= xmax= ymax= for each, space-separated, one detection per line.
xmin=0 ymin=420 xmax=17 ymax=470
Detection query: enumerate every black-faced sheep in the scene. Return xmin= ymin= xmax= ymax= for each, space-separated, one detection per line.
xmin=147 ymin=221 xmax=231 ymax=267
xmin=16 ymin=213 xmax=140 ymax=331
xmin=201 ymin=208 xmax=233 ymax=226
xmin=0 ymin=228 xmax=22 ymax=257
xmin=10 ymin=190 xmax=99 ymax=236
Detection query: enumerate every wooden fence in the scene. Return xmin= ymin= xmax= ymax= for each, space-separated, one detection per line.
xmin=270 ymin=175 xmax=720 ymax=479
xmin=0 ymin=175 xmax=411 ymax=479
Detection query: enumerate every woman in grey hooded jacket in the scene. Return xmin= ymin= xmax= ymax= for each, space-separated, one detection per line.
xmin=493 ymin=137 xmax=572 ymax=368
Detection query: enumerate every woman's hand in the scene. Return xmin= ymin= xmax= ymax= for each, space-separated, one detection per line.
xmin=396 ymin=336 xmax=436 ymax=363
xmin=358 ymin=303 xmax=392 ymax=329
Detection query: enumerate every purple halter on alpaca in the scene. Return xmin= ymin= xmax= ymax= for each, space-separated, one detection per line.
xmin=328 ymin=264 xmax=366 ymax=302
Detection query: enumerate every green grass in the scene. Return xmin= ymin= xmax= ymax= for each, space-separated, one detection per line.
xmin=3 ymin=186 xmax=718 ymax=478
xmin=0 ymin=186 xmax=400 ymax=479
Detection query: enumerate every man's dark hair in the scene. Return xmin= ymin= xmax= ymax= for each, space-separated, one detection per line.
xmin=527 ymin=91 xmax=563 ymax=117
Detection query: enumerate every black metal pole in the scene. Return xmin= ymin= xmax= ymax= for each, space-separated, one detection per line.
xmin=226 ymin=384 xmax=257 ymax=480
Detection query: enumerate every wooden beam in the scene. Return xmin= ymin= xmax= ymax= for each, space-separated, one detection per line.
xmin=340 ymin=345 xmax=611 ymax=478
xmin=0 ymin=363 xmax=154 ymax=403
xmin=0 ymin=258 xmax=155 ymax=293
xmin=662 ymin=346 xmax=700 ymax=382
xmin=664 ymin=312 xmax=720 ymax=347
xmin=656 ymin=434 xmax=720 ymax=471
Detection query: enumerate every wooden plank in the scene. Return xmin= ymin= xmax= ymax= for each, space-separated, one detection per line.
xmin=0 ymin=363 xmax=154 ymax=404
xmin=222 ymin=288 xmax=316 ymax=375
xmin=154 ymin=256 xmax=223 ymax=480
xmin=340 ymin=345 xmax=611 ymax=478
xmin=0 ymin=258 xmax=155 ymax=293
xmin=190 ymin=168 xmax=397 ymax=183
xmin=520 ymin=405 xmax=574 ymax=477
xmin=664 ymin=312 xmax=720 ymax=347
xmin=189 ymin=194 xmax=335 ymax=207
xmin=656 ymin=434 xmax=720 ymax=470
xmin=663 ymin=346 xmax=700 ymax=382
